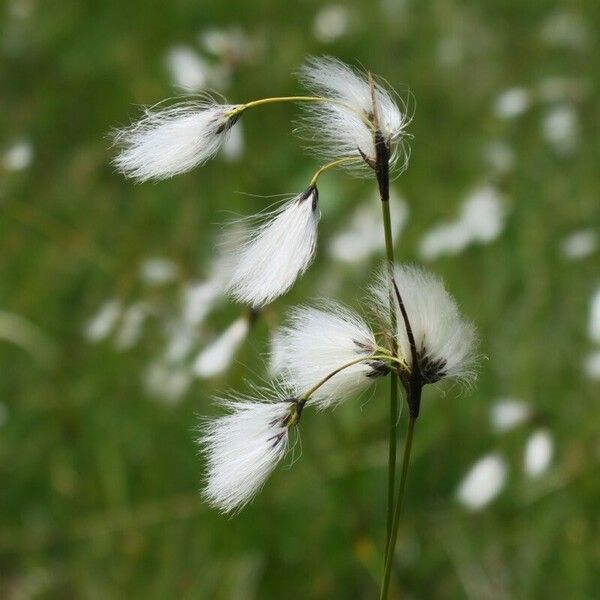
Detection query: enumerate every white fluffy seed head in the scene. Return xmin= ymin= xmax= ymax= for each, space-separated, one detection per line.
xmin=371 ymin=264 xmax=478 ymax=387
xmin=297 ymin=56 xmax=411 ymax=174
xmin=271 ymin=302 xmax=382 ymax=409
xmin=224 ymin=187 xmax=320 ymax=308
xmin=198 ymin=396 xmax=295 ymax=514
xmin=112 ymin=98 xmax=241 ymax=181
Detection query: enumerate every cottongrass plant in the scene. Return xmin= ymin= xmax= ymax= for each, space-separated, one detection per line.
xmin=112 ymin=55 xmax=477 ymax=597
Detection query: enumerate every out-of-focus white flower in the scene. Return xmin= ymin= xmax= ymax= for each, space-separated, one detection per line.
xmin=198 ymin=26 xmax=255 ymax=63
xmin=297 ymin=56 xmax=411 ymax=174
xmin=164 ymin=321 xmax=196 ymax=364
xmin=483 ymin=139 xmax=514 ymax=175
xmin=220 ymin=121 xmax=245 ymax=162
xmin=165 ymin=46 xmax=210 ymax=92
xmin=589 ymin=288 xmax=600 ymax=344
xmin=458 ymin=186 xmax=505 ymax=243
xmin=114 ymin=302 xmax=148 ymax=350
xmin=328 ymin=192 xmax=408 ymax=263
xmin=419 ymin=223 xmax=471 ymax=261
xmin=457 ymin=453 xmax=507 ymax=511
xmin=541 ymin=105 xmax=578 ymax=155
xmin=225 ymin=187 xmax=320 ymax=307
xmin=3 ymin=138 xmax=33 ymax=171
xmin=493 ymin=87 xmax=530 ymax=119
xmin=372 ymin=264 xmax=478 ymax=386
xmin=583 ymin=351 xmax=600 ymax=380
xmin=271 ymin=302 xmax=383 ymax=408
xmin=560 ymin=229 xmax=597 ymax=261
xmin=182 ymin=279 xmax=223 ymax=326
xmin=139 ymin=257 xmax=178 ymax=285
xmin=0 ymin=310 xmax=55 ymax=365
xmin=436 ymin=35 xmax=464 ymax=69
xmin=144 ymin=360 xmax=192 ymax=404
xmin=419 ymin=185 xmax=505 ymax=261
xmin=85 ymin=299 xmax=122 ymax=342
xmin=199 ymin=395 xmax=298 ymax=513
xmin=112 ymin=99 xmax=241 ymax=181
xmin=540 ymin=10 xmax=590 ymax=51
xmin=490 ymin=398 xmax=531 ymax=432
xmin=313 ymin=5 xmax=350 ymax=43
xmin=194 ymin=316 xmax=250 ymax=378
xmin=8 ymin=0 xmax=35 ymax=20
xmin=524 ymin=429 xmax=554 ymax=478
xmin=536 ymin=76 xmax=590 ymax=103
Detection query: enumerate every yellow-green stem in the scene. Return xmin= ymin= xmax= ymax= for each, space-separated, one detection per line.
xmin=226 ymin=96 xmax=375 ymax=129
xmin=310 ymin=157 xmax=361 ymax=186
xmin=299 ymin=353 xmax=400 ymax=403
xmin=380 ymin=416 xmax=416 ymax=600
xmin=378 ymin=149 xmax=400 ymax=561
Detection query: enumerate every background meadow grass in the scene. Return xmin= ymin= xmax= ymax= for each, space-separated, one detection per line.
xmin=1 ymin=0 xmax=599 ymax=597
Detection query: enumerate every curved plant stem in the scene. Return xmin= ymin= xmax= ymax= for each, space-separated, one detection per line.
xmin=298 ymin=353 xmax=400 ymax=404
xmin=226 ymin=96 xmax=375 ymax=129
xmin=310 ymin=157 xmax=361 ymax=186
xmin=379 ymin=416 xmax=416 ymax=600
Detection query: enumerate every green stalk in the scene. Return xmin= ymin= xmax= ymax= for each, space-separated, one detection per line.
xmin=385 ymin=374 xmax=399 ymax=551
xmin=379 ymin=416 xmax=416 ymax=600
xmin=372 ymin=82 xmax=400 ymax=564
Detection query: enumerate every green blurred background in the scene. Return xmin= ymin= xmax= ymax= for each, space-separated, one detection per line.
xmin=1 ymin=0 xmax=599 ymax=597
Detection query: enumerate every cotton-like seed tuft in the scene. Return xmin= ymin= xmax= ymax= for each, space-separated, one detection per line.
xmin=271 ymin=301 xmax=382 ymax=408
xmin=371 ymin=264 xmax=478 ymax=386
xmin=297 ymin=56 xmax=411 ymax=174
xmin=198 ymin=395 xmax=297 ymax=513
xmin=112 ymin=99 xmax=241 ymax=181
xmin=224 ymin=187 xmax=320 ymax=308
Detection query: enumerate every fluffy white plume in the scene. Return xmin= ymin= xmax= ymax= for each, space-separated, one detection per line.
xmin=199 ymin=397 xmax=295 ymax=513
xmin=271 ymin=302 xmax=382 ymax=408
xmin=112 ymin=99 xmax=241 ymax=181
xmin=194 ymin=316 xmax=250 ymax=378
xmin=297 ymin=56 xmax=411 ymax=173
xmin=371 ymin=264 xmax=478 ymax=386
xmin=225 ymin=187 xmax=320 ymax=307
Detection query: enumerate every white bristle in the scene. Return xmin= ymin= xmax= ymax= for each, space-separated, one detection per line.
xmin=112 ymin=99 xmax=241 ymax=181
xmin=224 ymin=188 xmax=320 ymax=308
xmin=199 ymin=395 xmax=295 ymax=513
xmin=271 ymin=301 xmax=380 ymax=408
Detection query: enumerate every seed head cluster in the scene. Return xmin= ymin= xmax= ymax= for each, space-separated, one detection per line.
xmin=112 ymin=56 xmax=477 ymax=514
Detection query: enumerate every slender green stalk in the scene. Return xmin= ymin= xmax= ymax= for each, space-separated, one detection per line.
xmin=385 ymin=375 xmax=399 ymax=552
xmin=379 ymin=416 xmax=416 ymax=600
xmin=310 ymin=157 xmax=361 ymax=186
xmin=226 ymin=96 xmax=375 ymax=129
xmin=371 ymin=75 xmax=401 ymax=565
xmin=298 ymin=353 xmax=401 ymax=404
